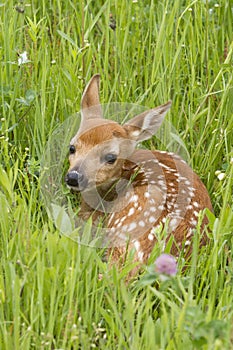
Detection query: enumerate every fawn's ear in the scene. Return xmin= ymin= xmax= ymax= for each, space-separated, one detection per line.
xmin=123 ymin=101 xmax=172 ymax=142
xmin=81 ymin=74 xmax=103 ymax=120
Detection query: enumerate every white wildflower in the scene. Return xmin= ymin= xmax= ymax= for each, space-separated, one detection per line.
xmin=18 ymin=51 xmax=30 ymax=65
xmin=217 ymin=173 xmax=225 ymax=181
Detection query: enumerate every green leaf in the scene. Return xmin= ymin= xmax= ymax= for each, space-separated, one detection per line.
xmin=57 ymin=30 xmax=79 ymax=49
xmin=25 ymin=89 xmax=36 ymax=104
xmin=51 ymin=203 xmax=72 ymax=234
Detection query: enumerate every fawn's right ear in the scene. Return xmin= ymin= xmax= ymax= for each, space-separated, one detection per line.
xmin=123 ymin=101 xmax=172 ymax=142
xmin=81 ymin=74 xmax=103 ymax=120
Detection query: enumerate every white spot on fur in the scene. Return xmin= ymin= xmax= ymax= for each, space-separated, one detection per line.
xmin=128 ymin=222 xmax=137 ymax=231
xmin=108 ymin=213 xmax=115 ymax=224
xmin=190 ymin=219 xmax=197 ymax=226
xmin=174 ymin=209 xmax=182 ymax=215
xmin=139 ymin=220 xmax=145 ymax=227
xmin=120 ymin=216 xmax=127 ymax=223
xmin=179 ymin=176 xmax=187 ymax=181
xmin=127 ymin=207 xmax=135 ymax=216
xmin=150 ymin=206 xmax=156 ymax=212
xmin=113 ymin=218 xmax=120 ymax=225
xmin=169 ymin=218 xmax=179 ymax=229
xmin=149 ymin=216 xmax=156 ymax=223
xmin=129 ymin=194 xmax=139 ymax=203
xmin=159 ymin=163 xmax=174 ymax=172
xmin=131 ymin=130 xmax=141 ymax=138
xmin=138 ymin=251 xmax=144 ymax=261
xmin=148 ymin=233 xmax=154 ymax=241
xmin=133 ymin=240 xmax=140 ymax=251
xmin=167 ymin=203 xmax=173 ymax=210
xmin=187 ymin=228 xmax=194 ymax=237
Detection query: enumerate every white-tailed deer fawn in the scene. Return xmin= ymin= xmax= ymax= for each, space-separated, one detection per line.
xmin=65 ymin=74 xmax=212 ymax=269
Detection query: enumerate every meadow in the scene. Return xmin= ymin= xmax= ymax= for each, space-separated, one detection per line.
xmin=0 ymin=0 xmax=233 ymax=349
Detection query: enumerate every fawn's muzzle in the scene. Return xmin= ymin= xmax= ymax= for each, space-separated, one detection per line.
xmin=65 ymin=170 xmax=87 ymax=190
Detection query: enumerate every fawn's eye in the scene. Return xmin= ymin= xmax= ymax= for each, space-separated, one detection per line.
xmin=103 ymin=153 xmax=117 ymax=164
xmin=69 ymin=145 xmax=76 ymax=154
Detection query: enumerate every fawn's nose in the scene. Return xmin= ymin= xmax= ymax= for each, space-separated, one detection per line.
xmin=65 ymin=170 xmax=85 ymax=188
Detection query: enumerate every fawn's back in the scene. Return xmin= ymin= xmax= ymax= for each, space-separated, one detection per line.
xmin=65 ymin=75 xmax=212 ymax=266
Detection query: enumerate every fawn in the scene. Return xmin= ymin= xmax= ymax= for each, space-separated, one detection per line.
xmin=65 ymin=74 xmax=212 ymax=268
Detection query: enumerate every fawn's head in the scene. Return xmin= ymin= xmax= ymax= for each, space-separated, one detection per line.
xmin=65 ymin=74 xmax=171 ymax=193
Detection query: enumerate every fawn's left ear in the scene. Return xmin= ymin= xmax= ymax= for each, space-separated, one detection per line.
xmin=123 ymin=101 xmax=172 ymax=142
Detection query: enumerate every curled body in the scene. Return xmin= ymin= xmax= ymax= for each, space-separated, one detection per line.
xmin=65 ymin=75 xmax=212 ymax=269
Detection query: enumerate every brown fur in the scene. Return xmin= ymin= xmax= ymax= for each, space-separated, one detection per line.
xmin=65 ymin=75 xmax=213 ymax=276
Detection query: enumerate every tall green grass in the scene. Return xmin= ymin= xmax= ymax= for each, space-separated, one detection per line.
xmin=0 ymin=0 xmax=233 ymax=349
